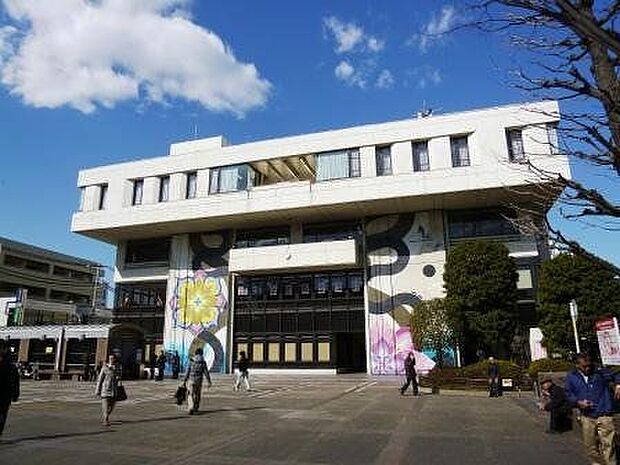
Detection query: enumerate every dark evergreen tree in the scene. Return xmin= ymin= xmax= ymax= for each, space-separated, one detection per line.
xmin=538 ymin=253 xmax=620 ymax=357
xmin=444 ymin=240 xmax=518 ymax=361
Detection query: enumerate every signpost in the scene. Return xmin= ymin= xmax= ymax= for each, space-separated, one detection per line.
xmin=595 ymin=317 xmax=620 ymax=366
xmin=569 ymin=299 xmax=580 ymax=354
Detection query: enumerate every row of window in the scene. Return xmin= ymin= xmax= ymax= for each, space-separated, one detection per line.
xmin=235 ymin=272 xmax=364 ymax=301
xmin=234 ymin=340 xmax=332 ymax=364
xmin=81 ymin=124 xmax=558 ymax=210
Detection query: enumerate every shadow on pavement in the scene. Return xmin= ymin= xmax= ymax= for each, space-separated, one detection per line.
xmin=114 ymin=406 xmax=266 ymax=424
xmin=1 ymin=429 xmax=113 ymax=445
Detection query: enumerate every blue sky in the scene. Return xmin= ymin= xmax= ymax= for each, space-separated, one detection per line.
xmin=0 ymin=0 xmax=618 ymax=278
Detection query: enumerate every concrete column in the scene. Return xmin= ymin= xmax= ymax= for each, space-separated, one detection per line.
xmin=170 ymin=173 xmax=185 ymax=201
xmin=197 ymin=169 xmax=210 ymax=198
xmin=359 ymin=146 xmax=376 ymax=178
xmin=429 ymin=137 xmax=452 ymax=170
xmin=96 ymin=338 xmax=109 ymax=365
xmin=18 ymin=339 xmax=29 ymax=362
xmin=392 ymin=141 xmax=413 ymax=175
xmin=143 ymin=177 xmax=159 ymax=204
xmin=60 ymin=338 xmax=69 ymax=372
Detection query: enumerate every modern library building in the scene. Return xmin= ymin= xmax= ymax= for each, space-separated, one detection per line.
xmin=71 ymin=101 xmax=570 ymax=376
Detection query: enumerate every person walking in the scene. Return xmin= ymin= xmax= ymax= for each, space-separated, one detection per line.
xmin=0 ymin=341 xmax=20 ymax=438
xmin=538 ymin=378 xmax=572 ymax=433
xmin=156 ymin=351 xmax=166 ymax=381
xmin=400 ymin=352 xmax=418 ymax=396
xmin=171 ymin=351 xmax=181 ymax=380
xmin=95 ymin=354 xmax=121 ymax=427
xmin=183 ymin=348 xmax=212 ymax=415
xmin=234 ymin=351 xmax=251 ymax=392
xmin=488 ymin=357 xmax=501 ymax=397
xmin=565 ymin=353 xmax=620 ymax=465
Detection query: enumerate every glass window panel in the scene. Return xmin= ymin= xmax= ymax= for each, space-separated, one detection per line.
xmin=252 ymin=343 xmax=264 ymax=362
xmin=237 ymin=343 xmax=248 ymax=358
xmin=301 ymin=342 xmax=313 ymax=362
xmin=547 ymin=122 xmax=559 ymax=154
xmin=132 ymin=179 xmax=144 ymax=205
xmin=98 ymin=184 xmax=108 ymax=210
xmin=412 ymin=141 xmax=430 ymax=172
xmin=315 ymin=275 xmax=329 ymax=296
xmin=450 ymin=136 xmax=470 ymax=167
xmin=506 ymin=129 xmax=525 ymax=162
xmin=159 ymin=176 xmax=170 ymax=202
xmin=517 ymin=269 xmax=533 ymax=289
xmin=318 ymin=342 xmax=330 ymax=362
xmin=349 ymin=149 xmax=361 ymax=178
xmin=268 ymin=343 xmax=280 ymax=362
xmin=332 ymin=274 xmax=346 ymax=294
xmin=348 ymin=273 xmax=363 ymax=294
xmin=186 ymin=172 xmax=197 ymax=199
xmin=316 ymin=150 xmax=349 ymax=181
xmin=284 ymin=343 xmax=297 ymax=362
xmin=375 ymin=146 xmax=392 ymax=176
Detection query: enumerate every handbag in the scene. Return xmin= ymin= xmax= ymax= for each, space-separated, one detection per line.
xmin=175 ymin=385 xmax=187 ymax=405
xmin=115 ymin=382 xmax=128 ymax=402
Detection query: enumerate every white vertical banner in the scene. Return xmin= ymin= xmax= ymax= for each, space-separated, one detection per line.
xmin=596 ymin=317 xmax=620 ymax=366
xmin=529 ymin=328 xmax=548 ymax=361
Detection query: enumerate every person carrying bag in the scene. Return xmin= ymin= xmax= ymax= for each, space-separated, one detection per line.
xmin=95 ymin=354 xmax=124 ymax=426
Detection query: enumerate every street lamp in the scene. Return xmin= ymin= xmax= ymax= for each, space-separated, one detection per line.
xmin=569 ymin=299 xmax=581 ymax=354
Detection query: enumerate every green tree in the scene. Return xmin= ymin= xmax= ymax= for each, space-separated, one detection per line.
xmin=538 ymin=253 xmax=620 ymax=357
xmin=410 ymin=298 xmax=456 ymax=368
xmin=444 ymin=241 xmax=518 ymax=361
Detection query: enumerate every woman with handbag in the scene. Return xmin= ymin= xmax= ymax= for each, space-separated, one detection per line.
xmin=95 ymin=354 xmax=122 ymax=426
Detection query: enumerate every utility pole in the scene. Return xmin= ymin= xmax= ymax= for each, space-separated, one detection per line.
xmin=569 ymin=299 xmax=581 ymax=354
xmin=91 ymin=266 xmax=101 ymax=313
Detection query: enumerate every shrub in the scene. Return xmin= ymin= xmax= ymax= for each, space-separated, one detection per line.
xmin=460 ymin=359 xmax=522 ymax=380
xmin=527 ymin=358 xmax=573 ymax=378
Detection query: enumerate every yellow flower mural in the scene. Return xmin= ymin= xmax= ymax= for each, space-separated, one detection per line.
xmin=178 ymin=277 xmax=219 ymax=325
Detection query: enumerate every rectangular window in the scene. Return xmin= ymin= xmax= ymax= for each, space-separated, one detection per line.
xmin=517 ymin=269 xmax=533 ymax=290
xmin=318 ymin=342 xmax=330 ymax=362
xmin=132 ymin=179 xmax=144 ymax=206
xmin=412 ymin=141 xmax=430 ymax=172
xmin=252 ymin=343 xmax=264 ymax=362
xmin=209 ymin=164 xmax=254 ymax=194
xmin=301 ymin=342 xmax=313 ymax=362
xmin=547 ymin=122 xmax=559 ymax=154
xmin=284 ymin=343 xmax=297 ymax=362
xmin=375 ymin=146 xmax=392 ymax=176
xmin=159 ymin=176 xmax=170 ymax=202
xmin=124 ymin=238 xmax=171 ymax=266
xmin=450 ymin=136 xmax=471 ymax=167
xmin=186 ymin=171 xmax=197 ymax=199
xmin=98 ymin=184 xmax=108 ymax=210
xmin=268 ymin=343 xmax=280 ymax=362
xmin=316 ymin=149 xmax=361 ymax=181
xmin=506 ymin=128 xmax=525 ymax=162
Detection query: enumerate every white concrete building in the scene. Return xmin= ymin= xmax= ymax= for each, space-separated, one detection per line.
xmin=72 ymin=101 xmax=570 ymax=376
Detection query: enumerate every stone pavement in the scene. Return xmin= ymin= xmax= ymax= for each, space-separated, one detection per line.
xmin=0 ymin=375 xmax=588 ymax=465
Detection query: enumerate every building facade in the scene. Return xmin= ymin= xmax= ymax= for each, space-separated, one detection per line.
xmin=71 ymin=101 xmax=570 ymax=375
xmin=0 ymin=236 xmax=102 ymax=325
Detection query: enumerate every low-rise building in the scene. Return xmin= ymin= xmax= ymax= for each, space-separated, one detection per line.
xmin=71 ymin=101 xmax=570 ymax=375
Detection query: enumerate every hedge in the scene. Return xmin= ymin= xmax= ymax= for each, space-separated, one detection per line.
xmin=527 ymin=359 xmax=573 ymax=378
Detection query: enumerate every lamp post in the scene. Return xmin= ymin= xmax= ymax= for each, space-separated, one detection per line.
xmin=569 ymin=299 xmax=581 ymax=354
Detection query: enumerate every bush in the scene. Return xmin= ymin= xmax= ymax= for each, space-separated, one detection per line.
xmin=527 ymin=358 xmax=573 ymax=378
xmin=460 ymin=359 xmax=522 ymax=380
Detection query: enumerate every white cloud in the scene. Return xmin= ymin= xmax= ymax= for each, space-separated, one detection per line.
xmin=375 ymin=69 xmax=394 ymax=89
xmin=334 ymin=60 xmax=366 ymax=88
xmin=408 ymin=5 xmax=456 ymax=52
xmin=323 ymin=16 xmax=384 ymax=54
xmin=367 ymin=37 xmax=385 ymax=53
xmin=407 ymin=67 xmax=442 ymax=89
xmin=0 ymin=0 xmax=271 ymax=115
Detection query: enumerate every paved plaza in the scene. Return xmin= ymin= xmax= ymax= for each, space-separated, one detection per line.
xmin=1 ymin=375 xmax=587 ymax=465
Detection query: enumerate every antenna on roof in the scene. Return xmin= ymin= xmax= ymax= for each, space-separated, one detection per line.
xmin=415 ymin=100 xmax=434 ymax=119
xmin=192 ymin=123 xmax=199 ymax=140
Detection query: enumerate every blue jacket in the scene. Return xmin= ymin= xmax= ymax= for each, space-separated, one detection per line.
xmin=565 ymin=368 xmax=620 ymax=418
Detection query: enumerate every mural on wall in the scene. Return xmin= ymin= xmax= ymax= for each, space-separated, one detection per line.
xmin=366 ymin=212 xmax=445 ymax=375
xmin=164 ymin=231 xmax=232 ymax=373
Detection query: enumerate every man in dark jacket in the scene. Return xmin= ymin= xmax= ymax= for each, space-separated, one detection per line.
xmin=171 ymin=351 xmax=181 ymax=380
xmin=0 ymin=341 xmax=20 ymax=437
xmin=488 ymin=357 xmax=501 ymax=397
xmin=183 ymin=348 xmax=212 ymax=414
xmin=565 ymin=353 xmax=620 ymax=465
xmin=539 ymin=378 xmax=572 ymax=433
xmin=156 ymin=351 xmax=166 ymax=381
xmin=400 ymin=352 xmax=418 ymax=396
xmin=234 ymin=351 xmax=251 ymax=392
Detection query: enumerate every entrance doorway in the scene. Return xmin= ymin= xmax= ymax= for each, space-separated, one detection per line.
xmin=335 ymin=332 xmax=366 ymax=373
